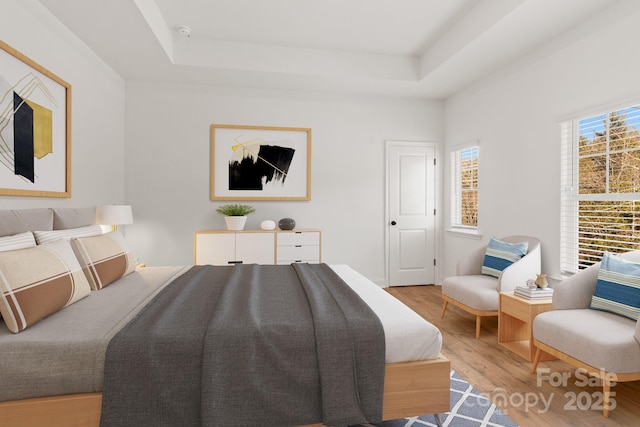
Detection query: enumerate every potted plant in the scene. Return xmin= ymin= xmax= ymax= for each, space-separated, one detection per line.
xmin=216 ymin=204 xmax=256 ymax=231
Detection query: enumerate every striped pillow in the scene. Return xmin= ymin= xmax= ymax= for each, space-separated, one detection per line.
xmin=590 ymin=252 xmax=640 ymax=320
xmin=33 ymin=224 xmax=103 ymax=245
xmin=0 ymin=231 xmax=36 ymax=252
xmin=481 ymin=237 xmax=529 ymax=278
xmin=0 ymin=232 xmax=35 ymax=322
xmin=0 ymin=239 xmax=92 ymax=333
xmin=71 ymin=231 xmax=135 ymax=290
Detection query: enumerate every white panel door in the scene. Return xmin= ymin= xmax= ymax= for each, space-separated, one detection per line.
xmin=387 ymin=142 xmax=436 ymax=286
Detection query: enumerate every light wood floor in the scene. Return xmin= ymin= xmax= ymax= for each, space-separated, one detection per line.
xmin=386 ymin=285 xmax=640 ymax=427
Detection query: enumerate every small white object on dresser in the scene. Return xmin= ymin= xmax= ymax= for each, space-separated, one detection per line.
xmin=194 ymin=229 xmax=321 ymax=266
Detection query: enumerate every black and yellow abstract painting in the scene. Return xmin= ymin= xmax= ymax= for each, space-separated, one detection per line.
xmin=0 ymin=41 xmax=71 ymax=197
xmin=211 ymin=124 xmax=311 ymax=201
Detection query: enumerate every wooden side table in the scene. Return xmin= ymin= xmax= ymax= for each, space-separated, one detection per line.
xmin=498 ymin=291 xmax=555 ymax=362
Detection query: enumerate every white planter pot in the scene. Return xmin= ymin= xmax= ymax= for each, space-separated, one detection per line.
xmin=224 ymin=216 xmax=247 ymax=231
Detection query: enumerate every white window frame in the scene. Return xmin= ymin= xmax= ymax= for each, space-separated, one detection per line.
xmin=560 ymin=102 xmax=640 ymax=274
xmin=560 ymin=120 xmax=579 ymax=273
xmin=449 ymin=143 xmax=479 ymax=236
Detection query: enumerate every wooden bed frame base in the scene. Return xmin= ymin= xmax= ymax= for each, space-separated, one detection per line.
xmin=532 ymin=340 xmax=640 ymax=418
xmin=0 ymin=356 xmax=450 ymax=427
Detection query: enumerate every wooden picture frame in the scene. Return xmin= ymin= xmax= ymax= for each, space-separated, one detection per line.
xmin=0 ymin=41 xmax=71 ymax=198
xmin=211 ymin=124 xmax=311 ymax=201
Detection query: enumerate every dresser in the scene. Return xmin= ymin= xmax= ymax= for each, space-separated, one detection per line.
xmin=194 ymin=229 xmax=321 ymax=266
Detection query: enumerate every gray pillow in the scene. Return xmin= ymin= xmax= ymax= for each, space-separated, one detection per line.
xmin=0 ymin=209 xmax=53 ymax=237
xmin=52 ymin=207 xmax=97 ymax=229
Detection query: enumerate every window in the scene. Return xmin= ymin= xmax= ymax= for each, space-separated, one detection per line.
xmin=450 ymin=145 xmax=478 ymax=232
xmin=561 ymin=104 xmax=640 ymax=274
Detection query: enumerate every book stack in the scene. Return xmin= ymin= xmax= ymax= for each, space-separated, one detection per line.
xmin=514 ymin=286 xmax=553 ymax=299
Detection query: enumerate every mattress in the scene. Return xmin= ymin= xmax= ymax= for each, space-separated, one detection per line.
xmin=0 ymin=264 xmax=441 ymax=402
xmin=330 ymin=264 xmax=442 ymax=363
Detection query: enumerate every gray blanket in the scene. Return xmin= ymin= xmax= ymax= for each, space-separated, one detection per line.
xmin=100 ymin=263 xmax=385 ymax=427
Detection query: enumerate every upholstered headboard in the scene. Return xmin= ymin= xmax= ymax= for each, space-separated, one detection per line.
xmin=0 ymin=207 xmax=97 ymax=237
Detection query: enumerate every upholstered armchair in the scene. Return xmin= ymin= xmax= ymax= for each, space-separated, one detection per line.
xmin=441 ymin=236 xmax=541 ymax=338
xmin=532 ymin=250 xmax=640 ymax=417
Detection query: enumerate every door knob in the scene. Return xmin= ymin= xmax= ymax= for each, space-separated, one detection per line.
xmin=391 ymin=221 xmax=397 ymax=226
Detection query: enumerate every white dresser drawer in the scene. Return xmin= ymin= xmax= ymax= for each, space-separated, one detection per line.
xmin=276 ymin=244 xmax=319 ymax=262
xmin=276 ymin=231 xmax=320 ymax=246
xmin=277 ymin=259 xmax=320 ymax=265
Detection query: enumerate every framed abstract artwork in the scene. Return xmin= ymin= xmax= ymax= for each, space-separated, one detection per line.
xmin=210 ymin=124 xmax=311 ymax=201
xmin=0 ymin=41 xmax=71 ymax=198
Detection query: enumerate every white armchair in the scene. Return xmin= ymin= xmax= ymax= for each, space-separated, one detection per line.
xmin=441 ymin=236 xmax=541 ymax=337
xmin=532 ymin=250 xmax=640 ymax=417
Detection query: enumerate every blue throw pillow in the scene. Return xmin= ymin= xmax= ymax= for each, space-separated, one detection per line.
xmin=481 ymin=237 xmax=529 ymax=278
xmin=590 ymin=252 xmax=640 ymax=321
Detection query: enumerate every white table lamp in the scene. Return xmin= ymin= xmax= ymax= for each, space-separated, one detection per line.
xmin=97 ymin=205 xmax=133 ymax=231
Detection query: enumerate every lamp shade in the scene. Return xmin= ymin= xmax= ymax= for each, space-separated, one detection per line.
xmin=97 ymin=205 xmax=133 ymax=225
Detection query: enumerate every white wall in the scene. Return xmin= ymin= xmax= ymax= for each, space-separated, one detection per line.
xmin=0 ymin=0 xmax=126 ymax=211
xmin=442 ymin=1 xmax=640 ymax=279
xmin=14 ymin=0 xmax=637 ymax=284
xmin=0 ymin=0 xmax=442 ymax=285
xmin=124 ymin=82 xmax=443 ymax=283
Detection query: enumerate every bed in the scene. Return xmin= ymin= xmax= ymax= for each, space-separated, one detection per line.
xmin=0 ymin=207 xmax=450 ymax=427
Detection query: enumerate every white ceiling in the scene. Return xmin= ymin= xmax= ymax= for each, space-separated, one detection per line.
xmin=37 ymin=0 xmax=618 ymax=99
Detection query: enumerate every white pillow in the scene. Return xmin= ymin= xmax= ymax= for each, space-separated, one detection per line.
xmin=33 ymin=224 xmax=103 ymax=245
xmin=0 ymin=231 xmax=36 ymax=252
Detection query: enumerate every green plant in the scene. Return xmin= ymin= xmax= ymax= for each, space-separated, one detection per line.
xmin=215 ymin=204 xmax=256 ymax=216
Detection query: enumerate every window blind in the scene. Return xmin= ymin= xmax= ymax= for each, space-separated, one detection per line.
xmin=450 ymin=145 xmax=478 ymax=229
xmin=560 ymin=104 xmax=640 ymax=274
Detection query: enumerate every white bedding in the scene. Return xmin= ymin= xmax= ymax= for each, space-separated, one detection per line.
xmin=331 ymin=264 xmax=442 ymax=363
xmin=0 ymin=264 xmax=442 ymax=402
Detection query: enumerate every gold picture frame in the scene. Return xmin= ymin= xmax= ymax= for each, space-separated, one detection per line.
xmin=211 ymin=124 xmax=311 ymax=201
xmin=0 ymin=41 xmax=71 ymax=198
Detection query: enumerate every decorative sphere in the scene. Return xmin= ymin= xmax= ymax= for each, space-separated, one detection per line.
xmin=278 ymin=218 xmax=296 ymax=230
xmin=260 ymin=220 xmax=276 ymax=230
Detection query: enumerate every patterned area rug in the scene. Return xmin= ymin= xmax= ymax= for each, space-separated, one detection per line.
xmin=358 ymin=370 xmax=519 ymax=427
